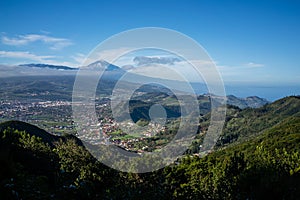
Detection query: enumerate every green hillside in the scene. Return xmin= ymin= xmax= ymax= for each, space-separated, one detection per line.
xmin=217 ymin=96 xmax=300 ymax=146
xmin=167 ymin=115 xmax=300 ymax=199
xmin=0 ymin=120 xmax=82 ymax=147
xmin=0 ymin=96 xmax=299 ymax=199
xmin=0 ymin=120 xmax=60 ymax=146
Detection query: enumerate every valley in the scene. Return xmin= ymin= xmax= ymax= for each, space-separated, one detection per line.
xmin=0 ymin=75 xmax=269 ymax=153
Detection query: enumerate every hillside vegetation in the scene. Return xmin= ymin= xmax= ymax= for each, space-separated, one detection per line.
xmin=0 ymin=96 xmax=299 ymax=199
xmin=218 ymin=96 xmax=300 ymax=146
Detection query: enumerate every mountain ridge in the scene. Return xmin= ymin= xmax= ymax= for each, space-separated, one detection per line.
xmin=19 ymin=63 xmax=78 ymax=70
xmin=0 ymin=120 xmax=83 ymax=147
xmin=217 ymin=95 xmax=300 ymax=147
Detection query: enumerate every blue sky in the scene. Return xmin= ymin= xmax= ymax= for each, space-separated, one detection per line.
xmin=0 ymin=0 xmax=299 ymax=95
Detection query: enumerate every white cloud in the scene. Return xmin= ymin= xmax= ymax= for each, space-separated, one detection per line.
xmin=0 ymin=64 xmax=77 ymax=77
xmin=125 ymin=59 xmax=217 ymax=83
xmin=71 ymin=53 xmax=86 ymax=64
xmin=133 ymin=56 xmax=180 ymax=66
xmin=82 ymin=47 xmax=132 ymax=65
xmin=245 ymin=62 xmax=264 ymax=68
xmin=0 ymin=50 xmax=78 ymax=67
xmin=213 ymin=61 xmax=268 ymax=84
xmin=1 ymin=34 xmax=73 ymax=50
xmin=0 ymin=51 xmax=54 ymax=62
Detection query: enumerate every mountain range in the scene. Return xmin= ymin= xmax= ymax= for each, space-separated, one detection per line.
xmin=18 ymin=63 xmax=78 ymax=71
xmin=18 ymin=60 xmax=124 ymax=72
xmin=0 ymin=68 xmax=269 ymax=110
xmin=1 ymin=60 xmax=299 ymax=101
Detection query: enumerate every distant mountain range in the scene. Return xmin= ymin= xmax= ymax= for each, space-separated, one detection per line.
xmin=18 ymin=63 xmax=78 ymax=70
xmin=0 ymin=74 xmax=269 ymax=110
xmin=0 ymin=61 xmax=278 ymax=104
xmin=18 ymin=60 xmax=123 ymax=72
xmin=226 ymin=95 xmax=269 ymax=108
xmin=210 ymin=94 xmax=269 ymax=109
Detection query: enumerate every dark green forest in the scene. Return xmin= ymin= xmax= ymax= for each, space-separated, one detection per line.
xmin=1 ymin=96 xmax=300 ymax=199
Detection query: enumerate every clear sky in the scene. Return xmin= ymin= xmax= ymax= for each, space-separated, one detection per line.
xmin=0 ymin=0 xmax=299 ymax=92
